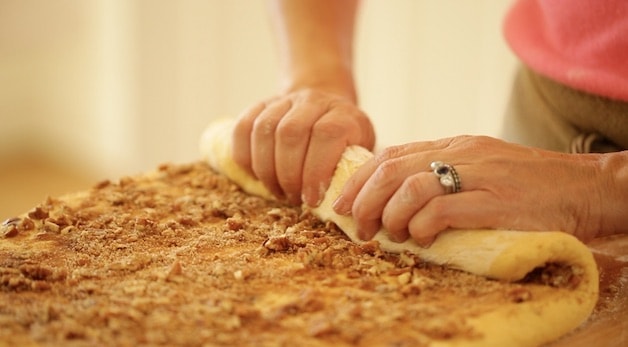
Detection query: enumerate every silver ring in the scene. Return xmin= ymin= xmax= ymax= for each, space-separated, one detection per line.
xmin=430 ymin=161 xmax=461 ymax=194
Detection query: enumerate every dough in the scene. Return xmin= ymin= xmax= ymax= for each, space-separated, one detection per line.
xmin=200 ymin=118 xmax=600 ymax=347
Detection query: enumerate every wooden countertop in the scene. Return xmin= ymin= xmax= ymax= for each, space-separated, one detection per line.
xmin=550 ymin=234 xmax=628 ymax=347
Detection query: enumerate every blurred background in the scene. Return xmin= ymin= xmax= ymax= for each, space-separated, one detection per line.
xmin=0 ymin=0 xmax=517 ymax=219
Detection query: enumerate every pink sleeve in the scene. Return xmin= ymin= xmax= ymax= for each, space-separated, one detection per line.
xmin=504 ymin=0 xmax=628 ymax=102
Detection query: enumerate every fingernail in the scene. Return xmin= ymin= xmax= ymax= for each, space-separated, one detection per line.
xmin=301 ymin=193 xmax=315 ymax=208
xmin=357 ymin=229 xmax=371 ymax=241
xmin=388 ymin=232 xmax=409 ymax=243
xmin=286 ymin=193 xmax=301 ymax=205
xmin=301 ymin=187 xmax=314 ymax=207
xmin=313 ymin=181 xmax=327 ymax=207
xmin=357 ymin=220 xmax=380 ymax=241
xmin=332 ymin=197 xmax=351 ymax=215
xmin=302 ymin=182 xmax=326 ymax=207
xmin=415 ymin=236 xmax=434 ymax=248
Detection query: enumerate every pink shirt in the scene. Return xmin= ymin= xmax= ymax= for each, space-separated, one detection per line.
xmin=504 ymin=0 xmax=628 ymax=102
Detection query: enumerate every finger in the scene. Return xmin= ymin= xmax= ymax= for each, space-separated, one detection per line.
xmin=332 ymin=145 xmax=414 ymax=216
xmin=332 ymin=140 xmax=452 ymax=212
xmin=332 ymin=153 xmax=380 ymax=215
xmin=351 ymin=153 xmax=428 ymax=240
xmin=381 ymin=171 xmax=444 ymax=242
xmin=408 ymin=190 xmax=508 ymax=246
xmin=300 ymin=112 xmax=356 ymax=206
xmin=233 ymin=102 xmax=266 ymax=176
xmin=275 ymin=102 xmax=327 ymax=204
xmin=301 ymin=104 xmax=376 ymax=207
xmin=251 ymin=99 xmax=293 ymax=198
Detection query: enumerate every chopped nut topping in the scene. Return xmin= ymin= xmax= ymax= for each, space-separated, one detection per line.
xmin=263 ymin=235 xmax=292 ymax=252
xmin=2 ymin=224 xmax=18 ymax=238
xmin=2 ymin=217 xmax=20 ymax=226
xmin=28 ymin=206 xmax=49 ymax=220
xmin=0 ymin=161 xmax=578 ymax=346
xmin=20 ymin=217 xmax=35 ymax=231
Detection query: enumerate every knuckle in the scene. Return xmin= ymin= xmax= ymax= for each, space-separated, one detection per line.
xmin=451 ymin=134 xmax=493 ymax=150
xmin=372 ymin=159 xmax=402 ymax=184
xmin=297 ymin=89 xmax=318 ymax=100
xmin=233 ymin=120 xmax=248 ymax=138
xmin=276 ymin=119 xmax=306 ymax=144
xmin=295 ymin=88 xmax=326 ymax=102
xmin=352 ymin=201 xmax=373 ymax=222
xmin=312 ymin=120 xmax=348 ymax=141
xmin=381 ymin=213 xmax=400 ymax=232
xmin=237 ymin=101 xmax=264 ymax=122
xmin=375 ymin=145 xmax=405 ymax=163
xmin=253 ymin=116 xmax=278 ymax=136
xmin=352 ymin=208 xmax=369 ymax=221
xmin=425 ymin=197 xmax=452 ymax=224
xmin=401 ymin=175 xmax=429 ymax=200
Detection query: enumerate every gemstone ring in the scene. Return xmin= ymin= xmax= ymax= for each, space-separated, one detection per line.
xmin=430 ymin=161 xmax=461 ymax=194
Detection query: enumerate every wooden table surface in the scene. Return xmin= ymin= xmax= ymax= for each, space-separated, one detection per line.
xmin=550 ymin=234 xmax=628 ymax=347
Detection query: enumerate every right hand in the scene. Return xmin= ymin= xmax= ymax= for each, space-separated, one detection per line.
xmin=232 ymin=88 xmax=375 ymax=207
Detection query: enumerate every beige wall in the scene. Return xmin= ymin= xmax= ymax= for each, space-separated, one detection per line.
xmin=357 ymin=1 xmax=517 ymax=147
xmin=0 ymin=0 xmax=517 ymax=216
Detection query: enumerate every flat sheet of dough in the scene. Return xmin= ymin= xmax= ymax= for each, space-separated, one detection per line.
xmin=200 ymin=118 xmax=599 ymax=347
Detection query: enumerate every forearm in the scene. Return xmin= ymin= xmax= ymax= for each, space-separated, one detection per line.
xmin=268 ymin=0 xmax=359 ymax=102
xmin=596 ymin=150 xmax=628 ymax=238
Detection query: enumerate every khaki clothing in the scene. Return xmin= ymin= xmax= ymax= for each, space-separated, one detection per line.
xmin=501 ymin=67 xmax=628 ymax=154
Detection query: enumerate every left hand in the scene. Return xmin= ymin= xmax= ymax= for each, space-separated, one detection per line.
xmin=332 ymin=135 xmax=605 ymax=246
xmin=232 ymin=88 xmax=375 ymax=206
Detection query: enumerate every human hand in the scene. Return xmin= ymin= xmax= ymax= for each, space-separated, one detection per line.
xmin=332 ymin=136 xmax=608 ymax=245
xmin=232 ymin=88 xmax=375 ymax=206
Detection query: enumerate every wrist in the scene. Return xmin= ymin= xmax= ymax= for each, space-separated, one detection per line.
xmin=280 ymin=62 xmax=357 ymax=103
xmin=595 ymin=151 xmax=628 ymax=238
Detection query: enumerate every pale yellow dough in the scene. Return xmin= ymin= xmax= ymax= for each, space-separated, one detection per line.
xmin=200 ymin=118 xmax=599 ymax=347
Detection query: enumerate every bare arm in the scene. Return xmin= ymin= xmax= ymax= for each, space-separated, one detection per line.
xmin=269 ymin=0 xmax=359 ymax=101
xmin=233 ymin=0 xmax=374 ymax=206
xmin=596 ymin=150 xmax=628 ymax=239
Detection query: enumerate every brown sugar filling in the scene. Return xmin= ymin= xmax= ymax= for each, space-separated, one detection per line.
xmin=0 ymin=162 xmax=582 ymax=346
xmin=520 ymin=262 xmax=583 ymax=290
